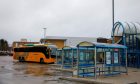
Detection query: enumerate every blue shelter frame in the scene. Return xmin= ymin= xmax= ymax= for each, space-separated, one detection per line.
xmin=77 ymin=41 xmax=127 ymax=78
xmin=56 ymin=49 xmax=62 ymax=64
xmin=112 ymin=22 xmax=140 ymax=68
xmin=78 ymin=48 xmax=94 ymax=67
xmin=57 ymin=46 xmax=94 ymax=69
xmin=61 ymin=46 xmax=77 ymax=69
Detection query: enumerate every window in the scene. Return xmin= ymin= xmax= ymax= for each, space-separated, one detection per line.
xmin=14 ymin=47 xmax=50 ymax=58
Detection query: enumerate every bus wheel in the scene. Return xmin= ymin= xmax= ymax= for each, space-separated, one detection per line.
xmin=19 ymin=57 xmax=22 ymax=62
xmin=40 ymin=58 xmax=44 ymax=64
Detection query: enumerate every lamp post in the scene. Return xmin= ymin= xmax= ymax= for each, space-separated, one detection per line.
xmin=112 ymin=0 xmax=115 ymax=44
xmin=43 ymin=28 xmax=47 ymax=39
xmin=43 ymin=28 xmax=47 ymax=44
xmin=112 ymin=0 xmax=114 ymax=27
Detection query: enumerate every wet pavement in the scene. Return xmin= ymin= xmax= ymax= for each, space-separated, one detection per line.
xmin=0 ymin=56 xmax=82 ymax=84
xmin=1 ymin=56 xmax=140 ymax=84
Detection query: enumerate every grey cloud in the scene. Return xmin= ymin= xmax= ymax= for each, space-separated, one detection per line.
xmin=0 ymin=0 xmax=140 ymax=44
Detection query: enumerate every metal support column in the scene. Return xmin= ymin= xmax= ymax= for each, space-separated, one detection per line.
xmin=94 ymin=47 xmax=97 ymax=79
xmin=56 ymin=50 xmax=58 ymax=64
xmin=103 ymin=48 xmax=106 ymax=75
xmin=72 ymin=49 xmax=74 ymax=68
xmin=77 ymin=47 xmax=79 ymax=77
xmin=61 ymin=50 xmax=64 ymax=69
xmin=126 ymin=49 xmax=128 ymax=75
xmin=112 ymin=0 xmax=115 ymax=44
xmin=112 ymin=0 xmax=114 ymax=28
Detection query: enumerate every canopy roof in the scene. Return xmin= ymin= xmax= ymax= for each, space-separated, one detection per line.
xmin=62 ymin=46 xmax=77 ymax=50
xmin=77 ymin=41 xmax=127 ymax=49
xmin=47 ymin=45 xmax=57 ymax=49
xmin=24 ymin=43 xmax=57 ymax=48
xmin=114 ymin=22 xmax=140 ymax=36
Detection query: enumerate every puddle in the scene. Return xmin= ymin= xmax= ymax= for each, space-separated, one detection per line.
xmin=0 ymin=56 xmax=83 ymax=84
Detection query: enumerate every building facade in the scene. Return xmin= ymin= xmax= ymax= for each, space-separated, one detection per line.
xmin=40 ymin=36 xmax=97 ymax=49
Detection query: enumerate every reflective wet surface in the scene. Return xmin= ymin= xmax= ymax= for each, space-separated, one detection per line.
xmin=0 ymin=56 xmax=82 ymax=84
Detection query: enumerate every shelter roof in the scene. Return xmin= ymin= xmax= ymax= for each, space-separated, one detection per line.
xmin=77 ymin=41 xmax=127 ymax=49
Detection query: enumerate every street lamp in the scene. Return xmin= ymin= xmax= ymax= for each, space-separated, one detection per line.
xmin=112 ymin=0 xmax=115 ymax=44
xmin=43 ymin=28 xmax=47 ymax=39
xmin=112 ymin=0 xmax=114 ymax=28
xmin=43 ymin=28 xmax=47 ymax=44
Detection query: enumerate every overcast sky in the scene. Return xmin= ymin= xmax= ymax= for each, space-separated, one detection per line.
xmin=0 ymin=0 xmax=140 ymax=44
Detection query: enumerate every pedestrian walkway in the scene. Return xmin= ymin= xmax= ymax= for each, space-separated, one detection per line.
xmin=60 ymin=67 xmax=140 ymax=84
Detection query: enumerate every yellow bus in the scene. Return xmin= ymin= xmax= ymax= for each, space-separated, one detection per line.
xmin=13 ymin=45 xmax=56 ymax=64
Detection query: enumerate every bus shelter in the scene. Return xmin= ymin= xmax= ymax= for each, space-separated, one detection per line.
xmin=56 ymin=49 xmax=62 ymax=64
xmin=76 ymin=41 xmax=127 ymax=78
xmin=61 ymin=46 xmax=77 ymax=69
xmin=47 ymin=44 xmax=57 ymax=59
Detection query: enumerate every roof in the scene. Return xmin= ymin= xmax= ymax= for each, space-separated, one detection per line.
xmin=57 ymin=49 xmax=62 ymax=51
xmin=114 ymin=22 xmax=140 ymax=36
xmin=24 ymin=43 xmax=57 ymax=48
xmin=62 ymin=46 xmax=77 ymax=50
xmin=77 ymin=41 xmax=127 ymax=49
xmin=41 ymin=36 xmax=96 ymax=40
xmin=47 ymin=44 xmax=57 ymax=48
xmin=13 ymin=41 xmax=39 ymax=43
xmin=41 ymin=36 xmax=67 ymax=40
xmin=62 ymin=46 xmax=95 ymax=50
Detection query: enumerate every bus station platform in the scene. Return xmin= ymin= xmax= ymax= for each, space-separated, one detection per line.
xmin=59 ymin=67 xmax=140 ymax=84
